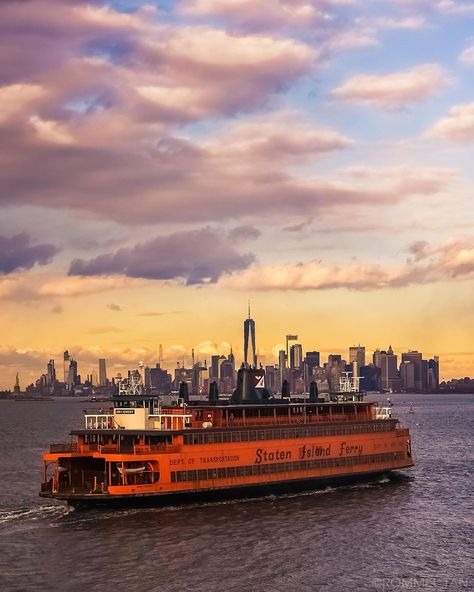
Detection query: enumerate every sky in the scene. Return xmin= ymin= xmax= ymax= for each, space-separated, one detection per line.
xmin=1 ymin=0 xmax=474 ymax=389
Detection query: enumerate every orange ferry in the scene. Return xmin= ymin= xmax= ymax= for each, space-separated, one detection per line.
xmin=40 ymin=368 xmax=414 ymax=507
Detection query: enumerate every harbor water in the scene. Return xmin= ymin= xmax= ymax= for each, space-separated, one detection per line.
xmin=0 ymin=393 xmax=472 ymax=592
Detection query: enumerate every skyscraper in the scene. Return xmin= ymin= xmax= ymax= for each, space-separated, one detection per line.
xmin=67 ymin=359 xmax=78 ymax=390
xmin=374 ymin=346 xmax=400 ymax=391
xmin=278 ymin=350 xmax=287 ymax=389
xmin=63 ymin=350 xmax=70 ymax=383
xmin=99 ymin=358 xmax=107 ymax=386
xmin=290 ymin=344 xmax=303 ymax=369
xmin=47 ymin=359 xmax=56 ymax=386
xmin=243 ymin=303 xmax=256 ymax=368
xmin=401 ymin=351 xmax=423 ymax=391
xmin=349 ymin=346 xmax=365 ymax=367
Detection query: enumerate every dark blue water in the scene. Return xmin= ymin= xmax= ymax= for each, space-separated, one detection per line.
xmin=0 ymin=394 xmax=472 ymax=592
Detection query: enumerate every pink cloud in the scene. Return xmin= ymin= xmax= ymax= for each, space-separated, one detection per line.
xmin=219 ymin=238 xmax=474 ymax=291
xmin=332 ymin=64 xmax=449 ymax=109
xmin=428 ymin=102 xmax=474 ymax=141
xmin=181 ymin=0 xmax=333 ymax=32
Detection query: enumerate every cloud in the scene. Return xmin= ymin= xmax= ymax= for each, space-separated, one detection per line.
xmin=428 ymin=102 xmax=474 ymax=141
xmin=69 ymin=228 xmax=255 ymax=284
xmin=0 ymin=233 xmax=59 ymax=274
xmin=0 ymin=2 xmax=326 ymax=226
xmin=356 ymin=16 xmax=427 ymax=30
xmin=227 ymin=226 xmax=261 ymax=242
xmin=106 ymin=303 xmax=123 ymax=312
xmin=436 ymin=1 xmax=474 ymax=15
xmin=459 ymin=43 xmax=474 ymax=64
xmin=332 ymin=64 xmax=449 ymax=109
xmin=181 ymin=0 xmax=334 ymax=32
xmin=0 ymin=84 xmax=45 ymax=124
xmin=29 ymin=115 xmax=75 ymax=145
xmin=408 ymin=240 xmax=430 ymax=261
xmin=220 ymin=238 xmax=474 ymax=291
xmin=37 ymin=276 xmax=135 ymax=297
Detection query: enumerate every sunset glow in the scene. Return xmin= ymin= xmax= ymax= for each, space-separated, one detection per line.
xmin=1 ymin=0 xmax=473 ymax=388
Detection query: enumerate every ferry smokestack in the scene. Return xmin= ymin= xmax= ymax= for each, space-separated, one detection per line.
xmin=179 ymin=381 xmax=189 ymax=403
xmin=209 ymin=381 xmax=219 ymax=402
xmin=231 ymin=367 xmax=271 ymax=403
xmin=281 ymin=379 xmax=290 ymax=398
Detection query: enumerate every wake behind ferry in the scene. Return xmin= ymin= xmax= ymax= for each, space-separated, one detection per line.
xmin=40 ymin=365 xmax=414 ymax=507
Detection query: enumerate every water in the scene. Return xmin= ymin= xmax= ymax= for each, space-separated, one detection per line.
xmin=0 ymin=394 xmax=472 ymax=592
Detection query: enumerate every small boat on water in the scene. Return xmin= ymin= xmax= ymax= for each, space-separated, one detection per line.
xmin=409 ymin=402 xmax=415 ymax=413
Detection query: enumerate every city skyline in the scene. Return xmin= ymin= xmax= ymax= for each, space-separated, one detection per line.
xmin=0 ymin=311 xmax=467 ymax=390
xmin=1 ymin=1 xmax=473 ymax=388
xmin=6 ymin=312 xmax=444 ymax=394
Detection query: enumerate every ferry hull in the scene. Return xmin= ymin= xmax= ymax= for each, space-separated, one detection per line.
xmin=40 ymin=465 xmax=413 ymax=508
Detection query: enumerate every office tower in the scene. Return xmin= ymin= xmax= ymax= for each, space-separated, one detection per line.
xmin=278 ymin=350 xmax=287 ymax=388
xmin=244 ymin=303 xmax=257 ymax=368
xmin=401 ymin=351 xmax=423 ymax=391
xmin=374 ymin=346 xmax=399 ymax=391
xmin=47 ymin=359 xmax=56 ymax=386
xmin=285 ymin=334 xmax=298 ymax=362
xmin=290 ymin=344 xmax=303 ymax=369
xmin=326 ymin=355 xmax=343 ymax=393
xmin=400 ymin=361 xmax=415 ymax=391
xmin=66 ymin=359 xmax=78 ymax=389
xmin=99 ymin=358 xmax=107 ymax=386
xmin=328 ymin=354 xmax=342 ymax=366
xmin=63 ymin=350 xmax=70 ymax=383
xmin=150 ymin=364 xmax=172 ymax=393
xmin=428 ymin=357 xmax=439 ymax=391
xmin=373 ymin=349 xmax=382 ymax=368
xmin=304 ymin=351 xmax=320 ymax=369
xmin=349 ymin=346 xmax=365 ymax=367
xmin=91 ymin=369 xmax=99 ymax=387
xmin=210 ymin=355 xmax=226 ymax=381
xmin=359 ymin=364 xmax=382 ymax=392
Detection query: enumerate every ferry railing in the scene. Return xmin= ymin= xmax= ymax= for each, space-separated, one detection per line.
xmin=133 ymin=443 xmax=180 ymax=454
xmin=222 ymin=413 xmax=369 ymax=428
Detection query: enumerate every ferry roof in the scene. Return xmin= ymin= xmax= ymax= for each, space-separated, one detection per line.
xmin=111 ymin=396 xmax=371 ymax=408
